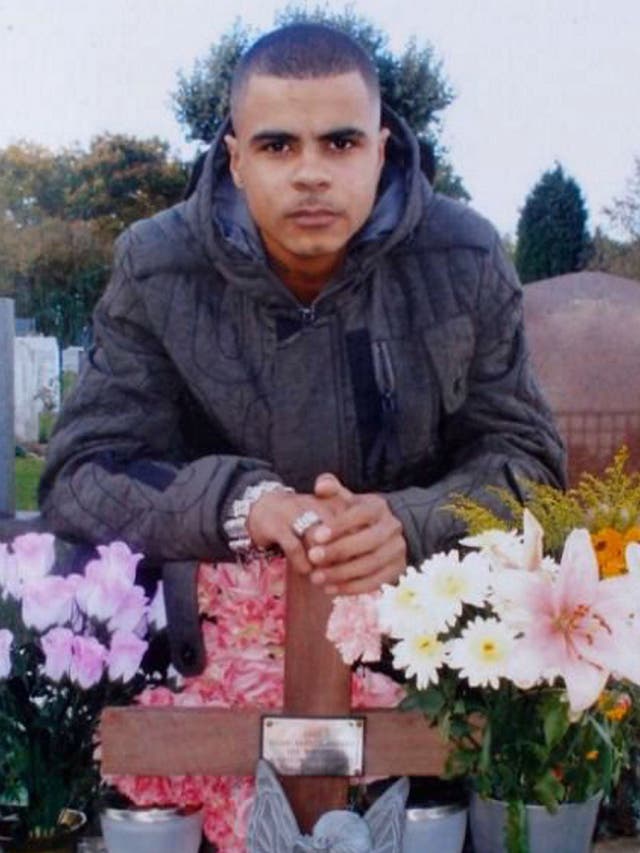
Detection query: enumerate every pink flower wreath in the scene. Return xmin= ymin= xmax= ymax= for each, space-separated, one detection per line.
xmin=109 ymin=556 xmax=404 ymax=851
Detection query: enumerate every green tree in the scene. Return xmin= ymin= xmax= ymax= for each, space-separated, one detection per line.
xmin=515 ymin=164 xmax=592 ymax=283
xmin=0 ymin=136 xmax=187 ymax=344
xmin=172 ymin=6 xmax=468 ymax=200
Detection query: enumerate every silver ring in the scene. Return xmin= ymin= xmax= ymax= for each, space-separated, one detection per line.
xmin=291 ymin=510 xmax=322 ymax=537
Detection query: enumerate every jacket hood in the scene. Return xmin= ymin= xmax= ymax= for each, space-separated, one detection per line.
xmin=183 ymin=103 xmax=430 ymax=300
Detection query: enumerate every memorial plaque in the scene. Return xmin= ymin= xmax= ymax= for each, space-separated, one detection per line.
xmin=261 ymin=716 xmax=364 ymax=776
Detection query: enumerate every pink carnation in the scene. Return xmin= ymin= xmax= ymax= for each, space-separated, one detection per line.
xmin=351 ymin=666 xmax=406 ymax=709
xmin=197 ymin=563 xmax=220 ymax=616
xmin=327 ymin=593 xmax=383 ymax=664
xmin=137 ymin=685 xmax=176 ymax=707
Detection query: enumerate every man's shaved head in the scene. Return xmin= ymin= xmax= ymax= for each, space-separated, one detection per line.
xmin=230 ymin=23 xmax=381 ymax=124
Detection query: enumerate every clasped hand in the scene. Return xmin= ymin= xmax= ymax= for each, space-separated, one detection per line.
xmin=247 ymin=473 xmax=407 ymax=595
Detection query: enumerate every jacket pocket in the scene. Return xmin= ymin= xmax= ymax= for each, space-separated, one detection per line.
xmin=423 ymin=314 xmax=475 ymax=414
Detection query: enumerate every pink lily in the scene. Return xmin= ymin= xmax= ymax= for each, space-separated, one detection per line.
xmin=492 ymin=528 xmax=640 ymax=712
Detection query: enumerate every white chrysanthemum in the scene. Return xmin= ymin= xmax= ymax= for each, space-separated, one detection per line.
xmin=447 ymin=617 xmax=515 ymax=689
xmin=419 ymin=550 xmax=491 ymax=632
xmin=378 ymin=567 xmax=431 ymax=637
xmin=460 ymin=529 xmax=523 ymax=570
xmin=391 ymin=632 xmax=446 ymax=689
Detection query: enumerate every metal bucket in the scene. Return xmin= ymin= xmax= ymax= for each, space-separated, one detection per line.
xmin=469 ymin=791 xmax=602 ymax=853
xmin=100 ymin=805 xmax=203 ymax=853
xmin=403 ymin=802 xmax=468 ymax=853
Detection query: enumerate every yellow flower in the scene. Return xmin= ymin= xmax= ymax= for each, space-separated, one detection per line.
xmin=585 ymin=750 xmax=599 ymax=761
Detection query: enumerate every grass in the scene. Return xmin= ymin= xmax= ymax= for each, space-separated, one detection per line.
xmin=15 ymin=455 xmax=45 ymax=512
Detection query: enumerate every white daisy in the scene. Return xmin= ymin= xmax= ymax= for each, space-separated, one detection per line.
xmin=461 ymin=528 xmax=524 ymax=571
xmin=391 ymin=632 xmax=446 ymax=689
xmin=419 ymin=550 xmax=491 ymax=631
xmin=378 ymin=567 xmax=432 ymax=637
xmin=447 ymin=616 xmax=516 ymax=689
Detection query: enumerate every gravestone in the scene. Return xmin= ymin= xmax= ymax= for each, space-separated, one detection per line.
xmin=523 ymin=271 xmax=640 ymax=485
xmin=0 ymin=298 xmax=15 ymax=517
xmin=14 ymin=335 xmax=60 ymax=443
xmin=62 ymin=346 xmax=84 ymax=375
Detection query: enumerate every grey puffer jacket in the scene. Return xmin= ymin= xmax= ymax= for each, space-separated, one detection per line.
xmin=40 ymin=108 xmax=565 ymax=566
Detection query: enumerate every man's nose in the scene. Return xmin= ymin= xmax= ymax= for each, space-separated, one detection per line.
xmin=291 ymin=149 xmax=331 ymax=190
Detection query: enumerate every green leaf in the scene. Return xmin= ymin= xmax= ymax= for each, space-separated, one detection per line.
xmin=533 ymin=771 xmax=564 ymax=812
xmin=543 ymin=700 xmax=570 ymax=749
xmin=505 ymin=799 xmax=529 ymax=853
xmin=402 ymin=686 xmax=445 ymax=717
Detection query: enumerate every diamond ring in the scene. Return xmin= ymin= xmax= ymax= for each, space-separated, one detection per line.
xmin=291 ymin=510 xmax=322 ymax=537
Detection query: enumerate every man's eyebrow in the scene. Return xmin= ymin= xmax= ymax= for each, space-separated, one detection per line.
xmin=249 ymin=127 xmax=368 ymax=146
xmin=249 ymin=130 xmax=297 ymax=146
xmin=318 ymin=127 xmax=367 ymax=141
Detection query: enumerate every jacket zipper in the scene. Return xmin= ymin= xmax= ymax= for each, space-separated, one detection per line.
xmin=372 ymin=340 xmax=397 ymax=413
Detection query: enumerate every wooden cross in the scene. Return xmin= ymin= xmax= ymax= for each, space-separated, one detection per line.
xmin=101 ymin=564 xmax=448 ymax=834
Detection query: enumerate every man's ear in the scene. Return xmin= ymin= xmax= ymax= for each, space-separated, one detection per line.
xmin=224 ymin=134 xmax=243 ymax=188
xmin=377 ymin=126 xmax=391 ymax=173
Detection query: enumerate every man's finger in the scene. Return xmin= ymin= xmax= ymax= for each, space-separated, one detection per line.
xmin=310 ymin=499 xmax=382 ymax=545
xmin=325 ymin=560 xmax=406 ymax=596
xmin=311 ymin=536 xmax=404 ymax=587
xmin=308 ymin=520 xmax=388 ymax=566
xmin=314 ymin=473 xmax=355 ymax=504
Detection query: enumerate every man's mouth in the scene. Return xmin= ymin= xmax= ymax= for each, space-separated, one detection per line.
xmin=286 ymin=207 xmax=341 ymax=227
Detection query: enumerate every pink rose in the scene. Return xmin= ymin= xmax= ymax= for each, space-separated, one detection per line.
xmin=11 ymin=532 xmax=55 ymax=585
xmin=76 ymin=541 xmax=143 ymax=622
xmin=41 ymin=627 xmax=74 ymax=681
xmin=108 ymin=631 xmax=148 ymax=682
xmin=89 ymin=541 xmax=143 ymax=586
xmin=22 ymin=576 xmax=76 ymax=631
xmin=107 ymin=585 xmax=148 ymax=634
xmin=0 ymin=628 xmax=13 ymax=678
xmin=0 ymin=543 xmax=10 ymax=596
xmin=70 ymin=635 xmax=107 ymax=688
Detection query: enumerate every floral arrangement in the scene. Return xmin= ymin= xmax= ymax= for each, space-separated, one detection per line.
xmin=326 ymin=451 xmax=640 ymax=852
xmin=0 ymin=533 xmax=163 ymax=844
xmin=108 ymin=554 xmax=405 ymax=852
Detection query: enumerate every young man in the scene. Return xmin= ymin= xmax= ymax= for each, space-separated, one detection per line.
xmin=40 ymin=24 xmax=565 ymax=600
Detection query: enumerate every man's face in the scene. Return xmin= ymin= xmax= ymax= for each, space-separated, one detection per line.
xmin=225 ymin=71 xmax=389 ymax=277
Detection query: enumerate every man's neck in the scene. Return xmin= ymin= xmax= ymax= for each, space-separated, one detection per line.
xmin=269 ymin=250 xmax=346 ymax=305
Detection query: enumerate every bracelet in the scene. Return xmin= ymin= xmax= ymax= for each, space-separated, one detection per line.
xmin=223 ymin=480 xmax=293 ymax=556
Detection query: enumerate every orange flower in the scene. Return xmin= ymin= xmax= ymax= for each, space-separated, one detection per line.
xmin=598 ymin=690 xmax=632 ymax=721
xmin=585 ymin=750 xmax=599 ymax=761
xmin=623 ymin=527 xmax=640 ymax=546
xmin=591 ymin=528 xmax=626 ymax=578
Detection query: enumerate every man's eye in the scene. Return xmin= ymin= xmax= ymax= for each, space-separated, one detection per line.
xmin=329 ymin=137 xmax=355 ymax=151
xmin=263 ymin=141 xmax=290 ymax=153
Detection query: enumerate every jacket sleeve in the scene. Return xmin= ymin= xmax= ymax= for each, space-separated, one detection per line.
xmin=39 ymin=233 xmax=281 ymax=561
xmin=385 ymin=235 xmax=566 ymax=563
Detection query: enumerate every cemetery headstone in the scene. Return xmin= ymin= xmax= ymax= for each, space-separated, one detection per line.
xmin=0 ymin=298 xmax=15 ymax=517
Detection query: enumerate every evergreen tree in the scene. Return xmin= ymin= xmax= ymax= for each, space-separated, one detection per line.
xmin=515 ymin=164 xmax=591 ymax=283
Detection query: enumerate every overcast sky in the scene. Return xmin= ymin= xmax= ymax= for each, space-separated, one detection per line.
xmin=1 ymin=0 xmax=638 ymax=236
